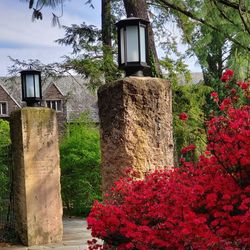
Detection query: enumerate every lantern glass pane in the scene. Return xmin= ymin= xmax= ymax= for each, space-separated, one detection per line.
xmin=126 ymin=25 xmax=139 ymax=62
xmin=120 ymin=28 xmax=125 ymax=64
xmin=26 ymin=75 xmax=34 ymax=97
xmin=34 ymin=74 xmax=40 ymax=98
xmin=140 ymin=26 xmax=146 ymax=63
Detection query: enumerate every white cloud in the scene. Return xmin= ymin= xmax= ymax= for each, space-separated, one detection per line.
xmin=0 ymin=0 xmax=101 ymax=76
xmin=62 ymin=0 xmax=101 ymax=27
xmin=0 ymin=46 xmax=73 ymax=76
xmin=0 ymin=0 xmax=200 ymax=76
xmin=0 ymin=2 xmax=63 ymax=47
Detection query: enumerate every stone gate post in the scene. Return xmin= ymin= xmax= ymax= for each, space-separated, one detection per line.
xmin=10 ymin=107 xmax=63 ymax=246
xmin=98 ymin=77 xmax=174 ymax=194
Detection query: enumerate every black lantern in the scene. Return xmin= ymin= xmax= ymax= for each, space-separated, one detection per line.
xmin=116 ymin=17 xmax=150 ymax=77
xmin=20 ymin=69 xmax=42 ymax=107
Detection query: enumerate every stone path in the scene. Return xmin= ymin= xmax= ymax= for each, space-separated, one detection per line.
xmin=0 ymin=217 xmax=97 ymax=250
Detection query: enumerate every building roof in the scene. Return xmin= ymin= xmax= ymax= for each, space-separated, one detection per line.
xmin=0 ymin=72 xmax=205 ymax=122
xmin=0 ymin=79 xmax=21 ymax=108
xmin=48 ymin=76 xmax=98 ymax=122
xmin=0 ymin=76 xmax=98 ymax=122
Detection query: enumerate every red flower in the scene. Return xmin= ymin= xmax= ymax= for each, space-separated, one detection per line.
xmin=179 ymin=112 xmax=188 ymax=121
xmin=211 ymin=91 xmax=219 ymax=102
xmin=231 ymin=88 xmax=237 ymax=95
xmin=237 ymin=81 xmax=249 ymax=90
xmin=211 ymin=92 xmax=218 ymax=98
xmin=181 ymin=144 xmax=196 ymax=154
xmin=219 ymin=98 xmax=232 ymax=111
xmin=225 ymin=69 xmax=234 ymax=77
xmin=221 ymin=74 xmax=230 ymax=82
xmin=220 ymin=69 xmax=234 ymax=82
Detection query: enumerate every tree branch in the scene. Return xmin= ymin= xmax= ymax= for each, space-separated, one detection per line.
xmin=156 ymin=0 xmax=250 ymax=52
xmin=211 ymin=0 xmax=239 ymax=29
xmin=238 ymin=0 xmax=250 ymax=36
xmin=217 ymin=0 xmax=250 ymax=14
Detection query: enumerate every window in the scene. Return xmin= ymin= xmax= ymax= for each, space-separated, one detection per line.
xmin=46 ymin=100 xmax=62 ymax=112
xmin=0 ymin=102 xmax=7 ymax=116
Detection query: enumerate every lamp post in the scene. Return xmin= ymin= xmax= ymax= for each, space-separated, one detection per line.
xmin=11 ymin=69 xmax=63 ymax=246
xmin=20 ymin=69 xmax=42 ymax=107
xmin=116 ymin=17 xmax=150 ymax=77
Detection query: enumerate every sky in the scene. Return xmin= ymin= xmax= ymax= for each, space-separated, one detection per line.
xmin=0 ymin=0 xmax=101 ymax=76
xmin=0 ymin=0 xmax=200 ymax=76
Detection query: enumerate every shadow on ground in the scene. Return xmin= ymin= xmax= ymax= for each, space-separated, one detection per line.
xmin=0 ymin=217 xmax=99 ymax=250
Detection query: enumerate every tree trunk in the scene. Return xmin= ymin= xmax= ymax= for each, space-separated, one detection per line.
xmin=101 ymin=0 xmax=117 ymax=83
xmin=102 ymin=0 xmax=112 ymax=47
xmin=123 ymin=0 xmax=162 ymax=77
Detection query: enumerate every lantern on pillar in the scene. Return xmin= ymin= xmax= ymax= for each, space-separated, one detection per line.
xmin=20 ymin=69 xmax=42 ymax=107
xmin=116 ymin=17 xmax=150 ymax=77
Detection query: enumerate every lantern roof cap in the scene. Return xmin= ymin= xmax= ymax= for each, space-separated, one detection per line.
xmin=20 ymin=69 xmax=41 ymax=74
xmin=116 ymin=17 xmax=149 ymax=27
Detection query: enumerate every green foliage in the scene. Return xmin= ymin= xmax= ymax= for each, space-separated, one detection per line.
xmin=0 ymin=120 xmax=11 ymax=213
xmin=55 ymin=23 xmax=102 ymax=55
xmin=160 ymin=55 xmax=209 ymax=161
xmin=102 ymin=45 xmax=120 ymax=84
xmin=56 ymin=22 xmax=121 ymax=89
xmin=154 ymin=0 xmax=250 ymax=87
xmin=172 ymin=83 xmax=212 ymax=162
xmin=60 ymin=113 xmax=101 ymax=216
xmin=161 ymin=56 xmax=192 ymax=86
xmin=0 ymin=120 xmax=10 ymax=145
xmin=155 ymin=0 xmax=250 ymax=159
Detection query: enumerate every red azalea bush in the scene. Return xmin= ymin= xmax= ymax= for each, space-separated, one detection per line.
xmin=87 ymin=70 xmax=250 ymax=250
xmin=208 ymin=106 xmax=250 ymax=188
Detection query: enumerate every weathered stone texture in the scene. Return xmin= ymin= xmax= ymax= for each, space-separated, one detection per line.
xmin=10 ymin=107 xmax=63 ymax=246
xmin=98 ymin=77 xmax=174 ymax=194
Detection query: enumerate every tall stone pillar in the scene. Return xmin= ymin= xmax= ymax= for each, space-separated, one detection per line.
xmin=98 ymin=77 xmax=174 ymax=194
xmin=10 ymin=107 xmax=63 ymax=246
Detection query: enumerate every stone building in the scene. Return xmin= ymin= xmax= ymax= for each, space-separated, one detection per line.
xmin=0 ymin=76 xmax=98 ymax=133
xmin=0 ymin=84 xmax=20 ymax=120
xmin=42 ymin=82 xmax=67 ymax=134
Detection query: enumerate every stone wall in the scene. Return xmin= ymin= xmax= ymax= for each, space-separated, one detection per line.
xmin=10 ymin=108 xmax=63 ymax=246
xmin=98 ymin=77 xmax=174 ymax=194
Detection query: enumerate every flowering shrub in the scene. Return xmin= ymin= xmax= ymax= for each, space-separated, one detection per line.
xmin=207 ymin=106 xmax=250 ymax=188
xmin=210 ymin=69 xmax=249 ymax=115
xmin=87 ymin=70 xmax=250 ymax=249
